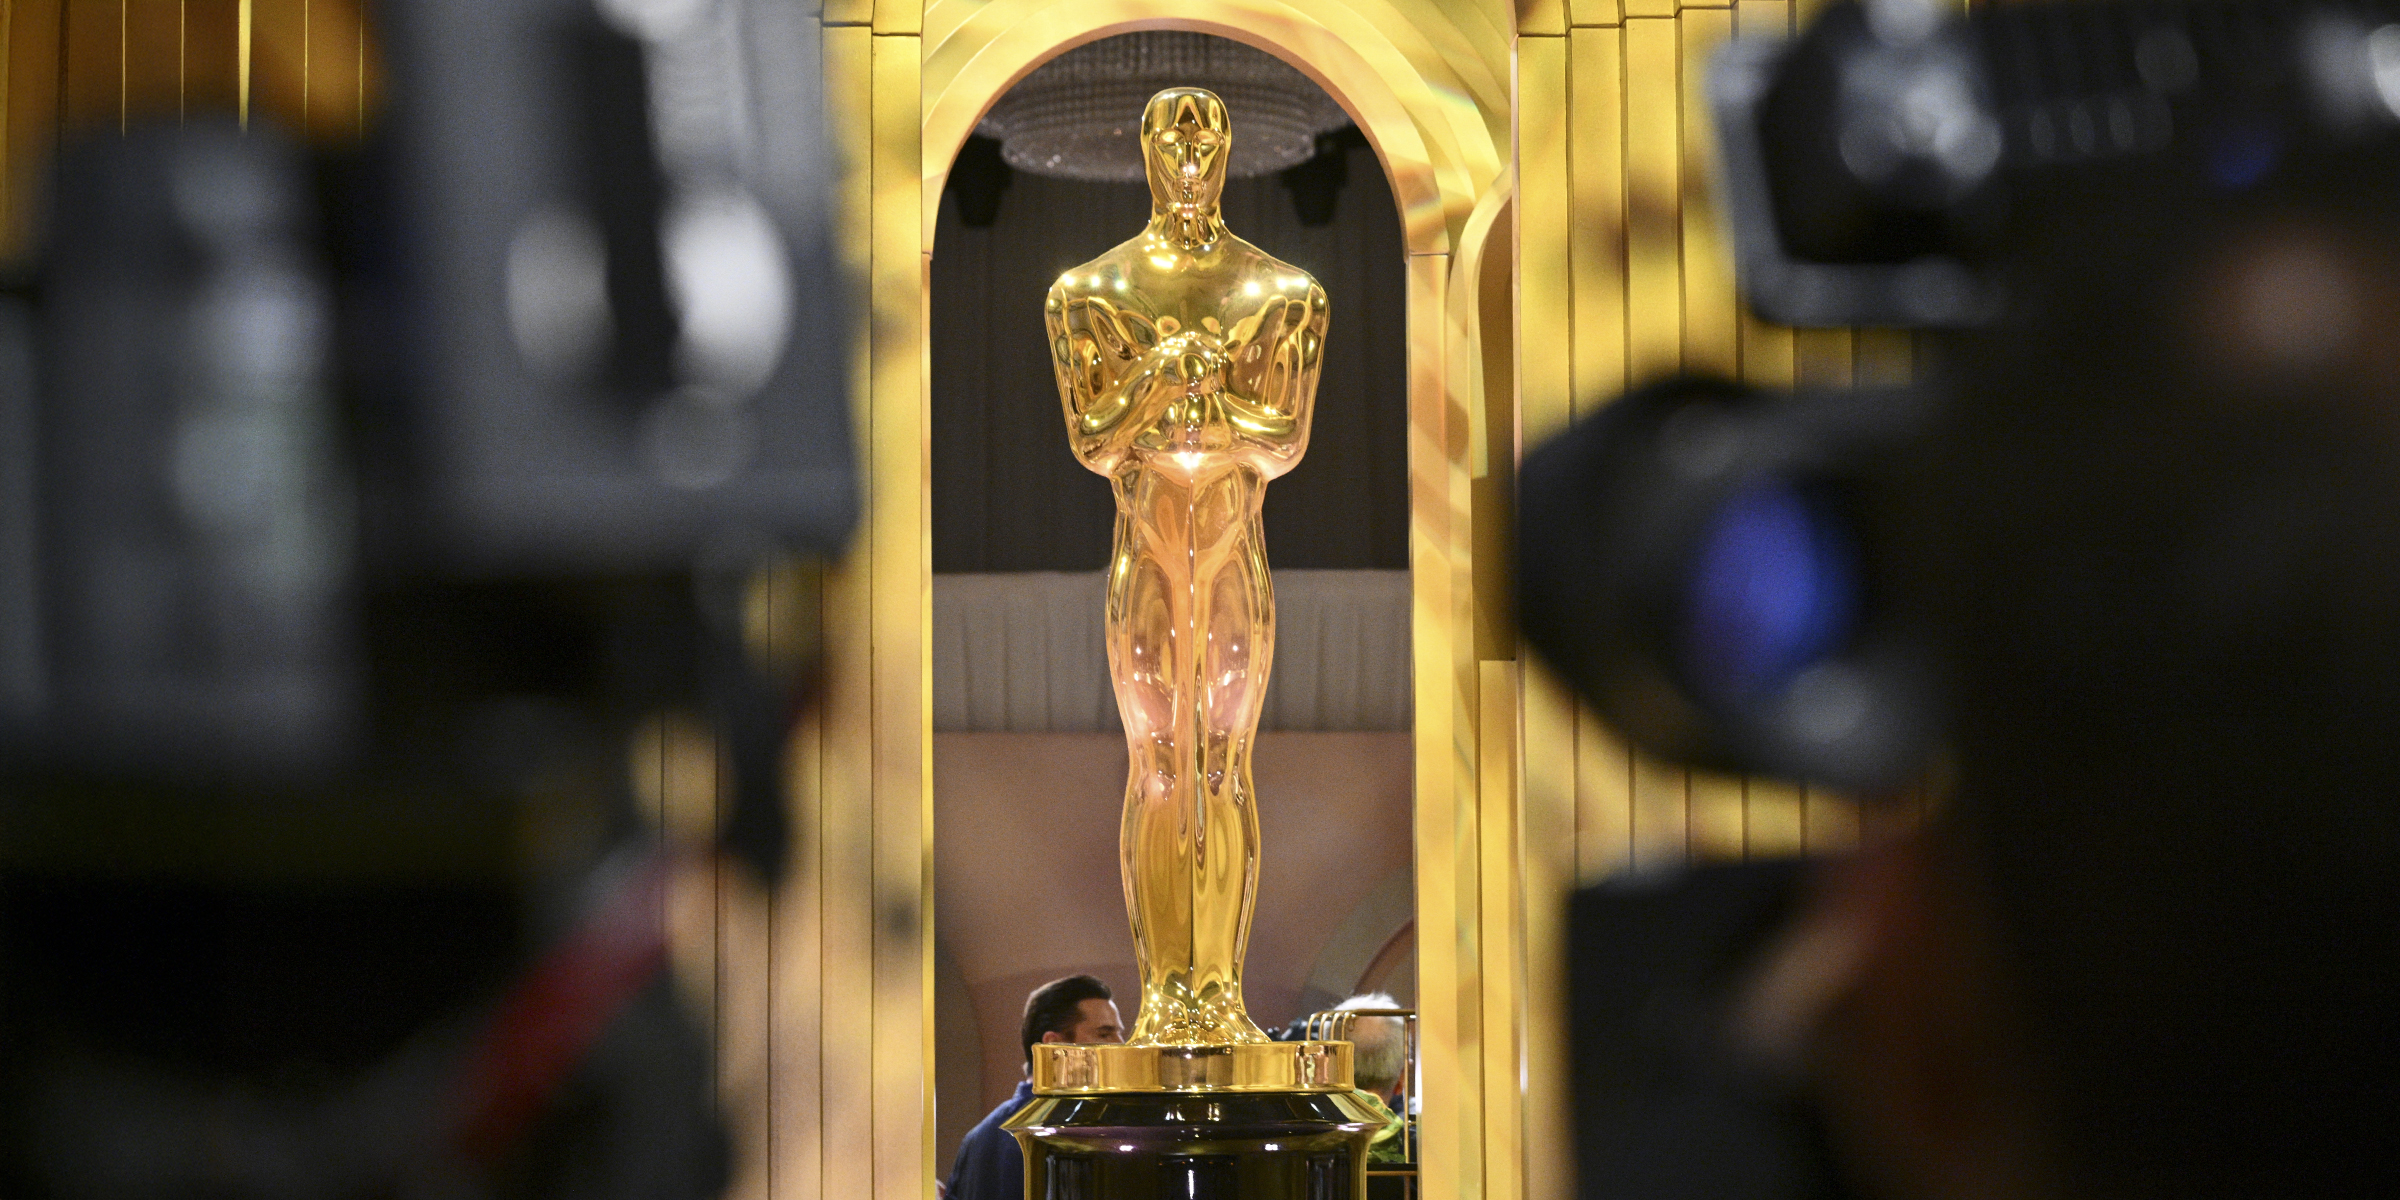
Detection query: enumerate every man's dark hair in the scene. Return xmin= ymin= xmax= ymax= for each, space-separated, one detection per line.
xmin=1019 ymin=975 xmax=1111 ymax=1068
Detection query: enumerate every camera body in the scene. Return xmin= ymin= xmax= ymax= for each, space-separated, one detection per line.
xmin=0 ymin=4 xmax=850 ymax=1195
xmin=1523 ymin=0 xmax=2400 ymax=794
xmin=1534 ymin=5 xmax=2400 ymax=1198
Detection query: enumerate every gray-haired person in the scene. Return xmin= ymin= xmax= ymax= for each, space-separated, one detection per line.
xmin=1332 ymin=993 xmax=1409 ymax=1163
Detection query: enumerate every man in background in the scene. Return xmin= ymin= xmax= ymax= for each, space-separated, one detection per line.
xmin=945 ymin=975 xmax=1122 ymax=1200
xmin=1331 ymin=994 xmax=1410 ymax=1164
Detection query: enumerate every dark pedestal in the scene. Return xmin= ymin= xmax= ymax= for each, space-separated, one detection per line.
xmin=1005 ymin=1090 xmax=1381 ymax=1200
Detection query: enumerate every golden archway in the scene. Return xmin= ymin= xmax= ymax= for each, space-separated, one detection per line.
xmin=0 ymin=3 xmax=1928 ymax=1198
xmin=878 ymin=2 xmax=1519 ymax=1197
xmin=917 ymin=0 xmax=1509 ymax=256
xmin=785 ymin=2 xmax=1897 ymax=1198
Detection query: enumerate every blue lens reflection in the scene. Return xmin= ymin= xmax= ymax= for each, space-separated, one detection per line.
xmin=1680 ymin=481 xmax=1859 ymax=706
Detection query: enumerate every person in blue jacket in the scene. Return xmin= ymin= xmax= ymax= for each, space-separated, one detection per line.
xmin=945 ymin=975 xmax=1123 ymax=1200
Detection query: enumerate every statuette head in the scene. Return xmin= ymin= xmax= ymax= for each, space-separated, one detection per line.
xmin=1141 ymin=88 xmax=1232 ymax=213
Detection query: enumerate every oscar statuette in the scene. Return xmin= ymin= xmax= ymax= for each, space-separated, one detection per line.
xmin=1001 ymin=86 xmax=1383 ymax=1200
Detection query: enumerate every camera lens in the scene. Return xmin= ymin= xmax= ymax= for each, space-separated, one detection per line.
xmin=1678 ymin=479 xmax=1859 ymax=712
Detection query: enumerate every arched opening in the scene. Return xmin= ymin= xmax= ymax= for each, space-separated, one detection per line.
xmin=925 ymin=30 xmax=1416 ymax=1171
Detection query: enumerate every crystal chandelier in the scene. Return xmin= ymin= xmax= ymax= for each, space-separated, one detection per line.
xmin=977 ymin=32 xmax=1353 ymax=182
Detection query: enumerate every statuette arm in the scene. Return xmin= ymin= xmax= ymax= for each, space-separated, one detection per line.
xmin=1048 ymin=287 xmax=1189 ymax=471
xmin=1210 ymin=282 xmax=1328 ymax=476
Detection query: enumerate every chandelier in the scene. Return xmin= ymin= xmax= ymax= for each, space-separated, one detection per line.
xmin=977 ymin=32 xmax=1353 ymax=182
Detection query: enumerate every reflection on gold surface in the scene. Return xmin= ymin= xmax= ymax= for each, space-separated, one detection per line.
xmin=1033 ymin=1039 xmax=1354 ymax=1093
xmin=1046 ymin=87 xmax=1329 ymax=1048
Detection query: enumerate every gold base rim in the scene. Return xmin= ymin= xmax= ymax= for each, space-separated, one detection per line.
xmin=1031 ymin=1040 xmax=1355 ymax=1094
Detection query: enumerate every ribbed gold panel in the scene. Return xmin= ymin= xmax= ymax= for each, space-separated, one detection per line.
xmin=0 ymin=0 xmax=375 ymax=258
xmin=1516 ymin=5 xmax=1953 ymax=1197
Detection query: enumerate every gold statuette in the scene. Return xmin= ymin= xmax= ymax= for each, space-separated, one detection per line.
xmin=1045 ymin=87 xmax=1330 ymax=1053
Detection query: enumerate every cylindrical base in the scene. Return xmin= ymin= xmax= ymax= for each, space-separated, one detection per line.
xmin=1004 ymin=1090 xmax=1381 ymax=1200
xmin=1033 ymin=1039 xmax=1352 ymax=1093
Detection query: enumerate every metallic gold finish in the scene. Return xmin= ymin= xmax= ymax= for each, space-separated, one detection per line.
xmin=1005 ymin=1090 xmax=1383 ymax=1197
xmin=239 ymin=0 xmax=252 ymax=129
xmin=919 ymin=0 xmax=1511 ymax=256
xmin=1046 ymin=87 xmax=1328 ymax=1050
xmin=1033 ymin=1040 xmax=1354 ymax=1094
xmin=866 ymin=30 xmax=934 ymax=1200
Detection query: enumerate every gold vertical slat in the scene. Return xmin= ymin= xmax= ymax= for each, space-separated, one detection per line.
xmin=1517 ymin=34 xmax=1570 ymax=984
xmin=1855 ymin=326 xmax=1915 ymax=385
xmin=1732 ymin=0 xmax=1813 ymax=866
xmin=1574 ymin=707 xmax=1632 ymax=881
xmin=1733 ymin=0 xmax=1794 ymax=405
xmin=1688 ymin=768 xmax=1748 ymax=859
xmin=1735 ymin=0 xmax=1791 ymax=37
xmin=179 ymin=0 xmax=238 ymax=116
xmin=1623 ymin=16 xmax=1680 ymax=385
xmin=1736 ymin=308 xmax=1794 ymax=388
xmin=716 ymin=855 xmax=774 ymax=1200
xmin=872 ymin=0 xmax=918 ymax=35
xmin=782 ymin=758 xmax=840 ymax=1200
xmin=867 ymin=29 xmax=928 ymax=1200
xmin=1679 ymin=6 xmax=1737 ymax=377
xmin=1 ymin=0 xmax=17 ymax=246
xmin=1625 ymin=13 xmax=1692 ymax=874
xmin=1625 ymin=0 xmax=1677 ymax=19
xmin=1472 ymin=197 xmax=1517 ymax=664
xmin=1409 ymin=245 xmax=1471 ymax=1200
xmin=235 ymin=0 xmax=246 ymax=124
xmin=1520 ymin=33 xmax=1571 ymax=441
xmin=1514 ymin=36 xmax=1578 ymax=1200
xmin=1803 ymin=787 xmax=1862 ymax=853
xmin=119 ymin=1 xmax=184 ymax=124
xmin=817 ymin=23 xmax=876 ymax=1200
xmin=824 ymin=0 xmax=871 ymax=27
xmin=1629 ymin=749 xmax=1689 ymax=868
xmin=1747 ymin=778 xmax=1808 ymax=856
xmin=1562 ymin=23 xmax=1638 ymax=888
xmin=1521 ymin=0 xmax=1565 ymax=36
xmin=1566 ymin=0 xmax=1621 ymax=29
xmin=1427 ymin=145 xmax=1489 ymax=1198
xmin=244 ymin=0 xmax=302 ymax=133
xmin=1449 ymin=246 xmax=1484 ymax=1200
xmin=1566 ymin=24 xmax=1624 ymax=425
xmin=60 ymin=0 xmax=122 ymax=129
xmin=813 ymin=320 xmax=877 ymax=1194
xmin=298 ymin=0 xmax=358 ymax=138
xmin=1793 ymin=326 xmax=1855 ymax=388
xmin=774 ymin=703 xmax=827 ymax=1200
xmin=1477 ymin=659 xmax=1522 ymax=1200
xmin=1518 ymin=663 xmax=1578 ymax=1200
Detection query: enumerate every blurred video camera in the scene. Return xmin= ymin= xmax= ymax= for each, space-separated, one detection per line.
xmin=1 ymin=1 xmax=849 ymax=1196
xmin=1531 ymin=3 xmax=2400 ymax=1198
xmin=1522 ymin=0 xmax=2400 ymax=794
